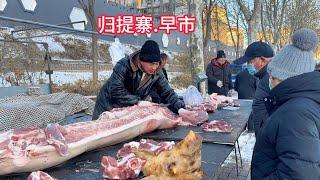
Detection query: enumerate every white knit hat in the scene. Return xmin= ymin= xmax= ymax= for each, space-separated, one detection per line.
xmin=268 ymin=28 xmax=318 ymax=80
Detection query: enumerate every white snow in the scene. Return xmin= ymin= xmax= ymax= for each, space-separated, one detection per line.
xmin=109 ymin=38 xmax=134 ymax=66
xmin=0 ymin=70 xmax=183 ymax=87
xmin=32 ymin=36 xmax=65 ymax=52
xmin=0 ymin=27 xmax=14 ymax=33
xmin=223 ymin=131 xmax=256 ymax=164
xmin=0 ymin=71 xmax=112 ymax=86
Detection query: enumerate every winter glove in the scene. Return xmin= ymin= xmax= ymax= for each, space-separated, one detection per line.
xmin=217 ymin=80 xmax=223 ymax=88
xmin=168 ymin=100 xmax=185 ymax=114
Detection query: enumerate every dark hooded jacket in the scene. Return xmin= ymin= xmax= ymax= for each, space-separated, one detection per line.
xmin=252 ymin=65 xmax=270 ymax=135
xmin=206 ymin=59 xmax=232 ymax=96
xmin=92 ymin=51 xmax=185 ymax=120
xmin=251 ymin=71 xmax=320 ymax=180
xmin=234 ymin=69 xmax=258 ymax=99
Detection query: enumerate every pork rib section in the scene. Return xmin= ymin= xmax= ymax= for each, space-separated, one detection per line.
xmin=102 ymin=139 xmax=175 ymax=179
xmin=27 ymin=171 xmax=56 ymax=180
xmin=0 ymin=101 xmax=181 ymax=175
xmin=201 ymin=120 xmax=232 ymax=133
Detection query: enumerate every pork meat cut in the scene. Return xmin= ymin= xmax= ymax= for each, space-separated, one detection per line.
xmin=0 ymin=101 xmax=181 ymax=175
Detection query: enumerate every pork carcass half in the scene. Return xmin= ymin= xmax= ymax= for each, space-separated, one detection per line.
xmin=0 ymin=101 xmax=181 ymax=175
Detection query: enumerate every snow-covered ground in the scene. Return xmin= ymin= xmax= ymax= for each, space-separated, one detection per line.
xmin=109 ymin=38 xmax=134 ymax=66
xmin=32 ymin=36 xmax=65 ymax=52
xmin=48 ymin=70 xmax=112 ymax=85
xmin=224 ymin=131 xmax=256 ymax=164
xmin=0 ymin=71 xmax=112 ymax=87
xmin=1 ymin=27 xmax=184 ymax=87
xmin=0 ymin=71 xmax=183 ymax=87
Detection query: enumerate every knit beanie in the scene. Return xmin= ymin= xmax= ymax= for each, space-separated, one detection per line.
xmin=139 ymin=40 xmax=161 ymax=63
xmin=267 ymin=28 xmax=318 ymax=81
xmin=216 ymin=50 xmax=226 ymax=59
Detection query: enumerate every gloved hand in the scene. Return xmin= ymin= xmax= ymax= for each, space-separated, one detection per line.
xmin=168 ymin=100 xmax=185 ymax=114
xmin=217 ymin=80 xmax=223 ymax=88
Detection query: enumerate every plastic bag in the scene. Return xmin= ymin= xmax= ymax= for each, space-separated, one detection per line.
xmin=183 ymin=85 xmax=204 ymax=106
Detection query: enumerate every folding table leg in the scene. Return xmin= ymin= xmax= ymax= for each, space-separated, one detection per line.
xmin=234 ymin=142 xmax=239 ymax=176
xmin=237 ymin=140 xmax=243 ymax=167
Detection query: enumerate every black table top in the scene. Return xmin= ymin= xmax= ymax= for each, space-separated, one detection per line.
xmin=141 ymin=100 xmax=252 ymax=145
xmin=3 ymin=140 xmax=233 ymax=180
xmin=1 ymin=100 xmax=252 ymax=179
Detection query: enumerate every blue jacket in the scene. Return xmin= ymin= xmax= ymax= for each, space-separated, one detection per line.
xmin=251 ymin=71 xmax=320 ymax=180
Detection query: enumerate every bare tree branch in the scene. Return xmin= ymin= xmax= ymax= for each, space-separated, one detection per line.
xmin=236 ymin=0 xmax=251 ymax=21
xmin=236 ymin=0 xmax=262 ymax=43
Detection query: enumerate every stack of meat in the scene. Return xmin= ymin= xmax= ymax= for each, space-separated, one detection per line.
xmin=101 ymin=139 xmax=175 ymax=179
xmin=185 ymin=93 xmax=237 ymax=112
xmin=179 ymin=92 xmax=238 ymax=127
xmin=0 ymin=101 xmax=183 ymax=175
xmin=135 ymin=131 xmax=204 ymax=179
xmin=102 ymin=131 xmax=204 ymax=180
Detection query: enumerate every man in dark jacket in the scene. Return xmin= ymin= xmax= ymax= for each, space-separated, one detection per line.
xmin=234 ymin=64 xmax=258 ymax=99
xmin=252 ymin=28 xmax=320 ymax=179
xmin=92 ymin=40 xmax=185 ymax=120
xmin=206 ymin=50 xmax=233 ymax=96
xmin=234 ymin=63 xmax=259 ymax=131
xmin=235 ymin=41 xmax=274 ymax=135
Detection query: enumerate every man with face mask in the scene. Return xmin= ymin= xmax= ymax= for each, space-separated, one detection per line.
xmin=235 ymin=41 xmax=274 ymax=135
xmin=234 ymin=62 xmax=259 ymax=131
xmin=234 ymin=63 xmax=258 ymax=99
xmin=251 ymin=28 xmax=320 ymax=180
xmin=92 ymin=40 xmax=185 ymax=120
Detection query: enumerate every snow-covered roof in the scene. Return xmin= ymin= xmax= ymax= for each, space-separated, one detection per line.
xmin=0 ymin=0 xmax=190 ymax=52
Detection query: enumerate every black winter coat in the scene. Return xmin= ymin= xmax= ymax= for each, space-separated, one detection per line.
xmin=251 ymin=71 xmax=320 ymax=180
xmin=149 ymin=68 xmax=169 ymax=104
xmin=252 ymin=65 xmax=270 ymax=135
xmin=234 ymin=69 xmax=258 ymax=99
xmin=206 ymin=59 xmax=232 ymax=96
xmin=92 ymin=51 xmax=185 ymax=120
